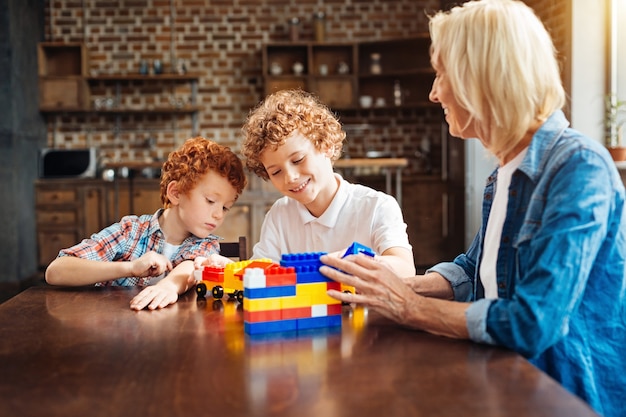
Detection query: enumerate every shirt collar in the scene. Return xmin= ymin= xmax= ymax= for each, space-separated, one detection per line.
xmin=518 ymin=110 xmax=569 ymax=182
xmin=149 ymin=208 xmax=165 ymax=236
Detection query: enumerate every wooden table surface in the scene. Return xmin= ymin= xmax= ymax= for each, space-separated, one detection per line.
xmin=0 ymin=286 xmax=598 ymax=417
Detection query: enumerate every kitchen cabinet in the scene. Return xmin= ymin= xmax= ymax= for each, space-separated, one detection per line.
xmin=35 ymin=179 xmax=107 ymax=269
xmin=37 ymin=42 xmax=90 ymax=110
xmin=106 ymin=178 xmax=163 ymax=223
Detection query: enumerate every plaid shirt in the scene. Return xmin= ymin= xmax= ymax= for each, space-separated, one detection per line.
xmin=58 ymin=209 xmax=220 ymax=286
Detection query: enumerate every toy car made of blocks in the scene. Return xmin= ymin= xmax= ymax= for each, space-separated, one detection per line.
xmin=194 ymin=259 xmax=274 ymax=303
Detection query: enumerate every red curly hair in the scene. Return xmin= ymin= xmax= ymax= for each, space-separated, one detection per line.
xmin=160 ymin=137 xmax=247 ymax=208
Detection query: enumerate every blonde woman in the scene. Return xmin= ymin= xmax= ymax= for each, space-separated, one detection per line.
xmin=320 ymin=1 xmax=626 ymax=416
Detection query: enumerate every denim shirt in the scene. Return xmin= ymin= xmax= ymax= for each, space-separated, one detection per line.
xmin=429 ymin=110 xmax=626 ymax=417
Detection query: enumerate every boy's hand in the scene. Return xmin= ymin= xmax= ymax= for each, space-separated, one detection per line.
xmin=130 ymin=281 xmax=178 ymax=310
xmin=130 ymin=251 xmax=172 ymax=277
xmin=193 ymin=253 xmax=234 ymax=269
xmin=187 ymin=254 xmax=234 ymax=288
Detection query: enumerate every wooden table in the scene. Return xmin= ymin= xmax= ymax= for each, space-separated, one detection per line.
xmin=0 ymin=286 xmax=598 ymax=417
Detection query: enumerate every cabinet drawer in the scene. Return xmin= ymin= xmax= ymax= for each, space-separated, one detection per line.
xmin=37 ymin=189 xmax=77 ymax=205
xmin=37 ymin=210 xmax=77 ymax=226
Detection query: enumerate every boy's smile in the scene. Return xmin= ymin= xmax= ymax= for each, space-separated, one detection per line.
xmin=260 ymin=131 xmax=338 ymax=217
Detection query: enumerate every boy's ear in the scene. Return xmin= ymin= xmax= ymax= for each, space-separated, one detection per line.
xmin=322 ymin=144 xmax=335 ymax=158
xmin=166 ymin=181 xmax=181 ymax=205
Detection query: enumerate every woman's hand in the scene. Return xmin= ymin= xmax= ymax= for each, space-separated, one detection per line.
xmin=319 ymin=253 xmax=419 ymax=326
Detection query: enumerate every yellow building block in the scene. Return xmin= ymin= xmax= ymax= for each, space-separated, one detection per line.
xmin=280 ymin=294 xmax=312 ymax=309
xmin=243 ymin=296 xmax=282 ymax=312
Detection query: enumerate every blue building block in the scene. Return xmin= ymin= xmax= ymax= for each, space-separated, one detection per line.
xmin=342 ymin=242 xmax=375 ymax=258
xmin=245 ymin=285 xmax=297 ymax=299
xmin=294 ymin=264 xmax=332 ymax=284
xmin=296 ymin=315 xmax=342 ymax=330
xmin=280 ymin=252 xmax=326 ymax=269
xmin=244 ymin=319 xmax=298 ymax=334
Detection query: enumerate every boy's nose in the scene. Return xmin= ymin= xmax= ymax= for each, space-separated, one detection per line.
xmin=284 ymin=166 xmax=299 ymax=183
xmin=212 ymin=207 xmax=225 ymax=220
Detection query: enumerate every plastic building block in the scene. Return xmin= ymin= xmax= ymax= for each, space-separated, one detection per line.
xmin=243 ymin=268 xmax=266 ymax=289
xmin=245 ymin=319 xmax=297 ymax=335
xmin=296 ymin=315 xmax=342 ymax=330
xmin=342 ymin=242 xmax=375 ymax=258
xmin=245 ymin=285 xmax=296 ymax=299
xmin=244 ymin=296 xmax=283 ymax=312
xmin=264 ymin=267 xmax=297 ymax=286
xmin=280 ymin=252 xmax=326 ymax=268
xmin=242 ymin=251 xmax=348 ymax=335
xmin=337 ymin=242 xmax=376 ymax=297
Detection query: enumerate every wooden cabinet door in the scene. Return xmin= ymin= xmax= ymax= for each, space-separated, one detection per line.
xmin=106 ymin=179 xmax=162 ymax=222
xmin=131 ymin=186 xmax=162 ymax=218
xmin=82 ymin=186 xmax=106 ymax=236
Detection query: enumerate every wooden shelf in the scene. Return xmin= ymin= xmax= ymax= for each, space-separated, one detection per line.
xmin=262 ymin=36 xmax=434 ymax=110
xmin=37 ymin=42 xmax=87 ymax=77
xmin=40 ymin=106 xmax=202 ymax=115
xmin=87 ymin=73 xmax=203 ymax=82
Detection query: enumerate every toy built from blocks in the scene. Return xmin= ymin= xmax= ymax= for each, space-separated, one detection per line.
xmin=194 ymin=242 xmax=374 ymax=335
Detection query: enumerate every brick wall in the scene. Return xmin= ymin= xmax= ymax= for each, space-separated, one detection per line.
xmin=523 ymin=0 xmax=572 ymax=117
xmin=43 ymin=0 xmax=572 ymax=175
xmin=44 ymin=0 xmax=440 ymax=175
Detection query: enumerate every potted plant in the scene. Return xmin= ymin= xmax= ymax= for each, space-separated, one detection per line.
xmin=605 ymin=94 xmax=626 ymax=161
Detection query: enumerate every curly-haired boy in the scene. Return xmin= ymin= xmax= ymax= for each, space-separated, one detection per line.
xmin=241 ymin=89 xmax=415 ymax=277
xmin=45 ymin=137 xmax=247 ymax=310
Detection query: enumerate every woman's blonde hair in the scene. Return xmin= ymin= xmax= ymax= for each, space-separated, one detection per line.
xmin=241 ymin=89 xmax=345 ymax=180
xmin=429 ymin=0 xmax=566 ymax=158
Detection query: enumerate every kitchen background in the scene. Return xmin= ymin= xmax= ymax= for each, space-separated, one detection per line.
xmin=0 ymin=0 xmax=608 ymax=300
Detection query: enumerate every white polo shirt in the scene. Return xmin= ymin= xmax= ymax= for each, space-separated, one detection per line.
xmin=252 ymin=174 xmax=412 ymax=262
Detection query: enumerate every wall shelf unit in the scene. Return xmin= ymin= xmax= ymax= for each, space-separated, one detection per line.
xmin=262 ymin=35 xmax=434 ymax=110
xmin=38 ymin=43 xmax=201 ymax=137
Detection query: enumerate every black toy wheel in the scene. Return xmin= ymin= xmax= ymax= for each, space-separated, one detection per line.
xmin=235 ymin=290 xmax=244 ymax=304
xmin=212 ymin=286 xmax=224 ymax=299
xmin=196 ymin=282 xmax=207 ymax=298
xmin=342 ymin=289 xmax=352 ymax=305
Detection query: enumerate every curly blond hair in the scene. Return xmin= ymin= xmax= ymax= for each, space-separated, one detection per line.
xmin=241 ymin=89 xmax=345 ymax=181
xmin=160 ymin=137 xmax=247 ymax=207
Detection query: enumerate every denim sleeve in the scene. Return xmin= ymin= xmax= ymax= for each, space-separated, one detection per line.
xmin=465 ymin=299 xmax=497 ymax=344
xmin=427 ymin=232 xmax=480 ymax=302
xmin=485 ymin=147 xmax=617 ymax=358
xmin=427 ymin=261 xmax=474 ymax=301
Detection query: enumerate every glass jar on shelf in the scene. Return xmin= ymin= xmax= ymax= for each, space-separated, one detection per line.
xmin=289 ymin=17 xmax=300 ymax=42
xmin=370 ymin=53 xmax=381 ymax=74
xmin=393 ymin=80 xmax=403 ymax=106
xmin=313 ymin=12 xmax=326 ymax=42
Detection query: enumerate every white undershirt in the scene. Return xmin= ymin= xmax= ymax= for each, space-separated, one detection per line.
xmin=479 ymin=148 xmax=527 ymax=299
xmin=150 ymin=241 xmax=180 ymax=285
